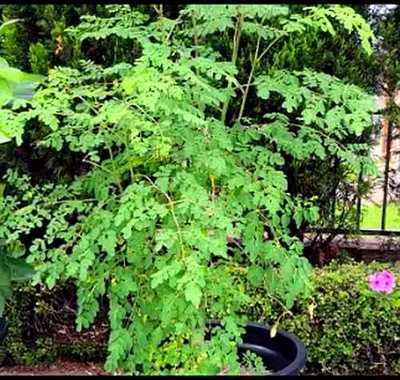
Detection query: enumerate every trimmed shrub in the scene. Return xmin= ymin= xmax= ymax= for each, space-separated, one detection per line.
xmin=243 ymin=259 xmax=400 ymax=375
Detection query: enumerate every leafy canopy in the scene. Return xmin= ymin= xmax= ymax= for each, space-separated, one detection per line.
xmin=0 ymin=4 xmax=376 ymax=375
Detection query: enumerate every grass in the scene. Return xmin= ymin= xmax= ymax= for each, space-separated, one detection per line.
xmin=360 ymin=202 xmax=400 ymax=230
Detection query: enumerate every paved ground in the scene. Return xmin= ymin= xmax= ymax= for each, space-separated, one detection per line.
xmin=0 ymin=359 xmax=108 ymax=376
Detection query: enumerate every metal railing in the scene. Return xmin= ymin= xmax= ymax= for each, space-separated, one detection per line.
xmin=313 ymin=112 xmax=400 ymax=238
xmin=354 ymin=117 xmax=400 ymax=236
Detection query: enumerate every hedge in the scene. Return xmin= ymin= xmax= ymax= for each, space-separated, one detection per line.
xmin=244 ymin=259 xmax=400 ymax=375
xmin=2 ymin=260 xmax=400 ymax=375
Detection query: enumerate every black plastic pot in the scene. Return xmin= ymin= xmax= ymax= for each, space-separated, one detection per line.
xmin=206 ymin=320 xmax=306 ymax=376
xmin=0 ymin=317 xmax=7 ymax=345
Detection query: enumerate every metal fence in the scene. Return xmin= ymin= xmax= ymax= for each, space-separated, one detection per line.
xmin=354 ymin=113 xmax=400 ymax=236
xmin=313 ymin=109 xmax=400 ymax=238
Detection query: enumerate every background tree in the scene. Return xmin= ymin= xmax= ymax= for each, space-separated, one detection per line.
xmin=260 ymin=5 xmax=382 ymax=255
xmin=368 ymin=5 xmax=400 ymax=228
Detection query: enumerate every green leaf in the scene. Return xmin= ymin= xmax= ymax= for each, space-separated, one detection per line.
xmin=11 ymin=80 xmax=40 ymax=100
xmin=99 ymin=230 xmax=117 ymax=257
xmin=247 ymin=265 xmax=264 ymax=287
xmin=0 ymin=264 xmax=12 ymax=314
xmin=184 ymin=281 xmax=202 ymax=308
xmin=150 ymin=261 xmax=183 ymax=289
xmin=294 ymin=208 xmax=303 ymax=229
xmin=0 ymin=125 xmax=11 ymax=143
xmin=5 ymin=257 xmax=34 ymax=282
xmin=0 ymin=66 xmax=24 ymax=83
xmin=0 ymin=78 xmax=12 ymax=103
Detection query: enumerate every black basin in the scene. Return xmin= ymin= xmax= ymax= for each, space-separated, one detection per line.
xmin=0 ymin=318 xmax=7 ymax=345
xmin=206 ymin=320 xmax=306 ymax=376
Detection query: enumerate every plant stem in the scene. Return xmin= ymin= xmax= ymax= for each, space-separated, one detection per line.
xmin=237 ymin=34 xmax=261 ymax=123
xmin=192 ymin=14 xmax=199 ymax=59
xmin=153 ymin=4 xmax=163 ymax=18
xmin=142 ymin=175 xmax=185 ymax=254
xmin=237 ymin=30 xmax=285 ymax=123
xmin=166 ymin=13 xmax=183 ymax=43
xmin=106 ymin=143 xmax=123 ymax=194
xmin=221 ymin=14 xmax=243 ymax=124
xmin=256 ymin=34 xmax=285 ymax=64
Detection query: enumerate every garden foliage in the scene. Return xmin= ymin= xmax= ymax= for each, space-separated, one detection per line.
xmin=4 ymin=260 xmax=399 ymax=376
xmin=0 ymin=5 xmax=377 ymax=374
xmin=255 ymin=260 xmax=400 ymax=375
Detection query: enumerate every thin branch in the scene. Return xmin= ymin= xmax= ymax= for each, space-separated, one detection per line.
xmin=166 ymin=13 xmax=184 ymax=43
xmin=192 ymin=14 xmax=199 ymax=59
xmin=142 ymin=175 xmax=185 ymax=254
xmin=256 ymin=33 xmax=285 ymax=64
xmin=152 ymin=4 xmax=163 ymax=18
xmin=237 ymin=34 xmax=261 ymax=123
xmin=221 ymin=14 xmax=243 ymax=124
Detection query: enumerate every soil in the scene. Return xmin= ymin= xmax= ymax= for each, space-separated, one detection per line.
xmin=0 ymin=358 xmax=108 ymax=376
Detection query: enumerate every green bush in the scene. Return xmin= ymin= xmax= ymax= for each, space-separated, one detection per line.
xmin=0 ymin=5 xmax=377 ymax=375
xmin=242 ymin=260 xmax=400 ymax=375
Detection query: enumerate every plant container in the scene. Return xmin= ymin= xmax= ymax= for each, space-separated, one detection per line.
xmin=206 ymin=320 xmax=306 ymax=376
xmin=0 ymin=317 xmax=7 ymax=365
xmin=0 ymin=317 xmax=7 ymax=346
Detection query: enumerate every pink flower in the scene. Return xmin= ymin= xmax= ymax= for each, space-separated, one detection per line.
xmin=368 ymin=271 xmax=396 ymax=294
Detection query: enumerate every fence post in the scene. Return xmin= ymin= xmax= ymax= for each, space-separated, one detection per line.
xmin=356 ymin=168 xmax=362 ymax=230
xmin=381 ymin=118 xmax=393 ymax=231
